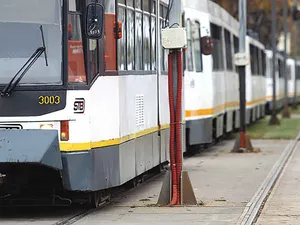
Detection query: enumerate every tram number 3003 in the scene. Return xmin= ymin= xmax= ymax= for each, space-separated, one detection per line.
xmin=39 ymin=96 xmax=61 ymax=105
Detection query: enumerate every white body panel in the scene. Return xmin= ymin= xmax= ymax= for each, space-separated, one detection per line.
xmin=245 ymin=37 xmax=266 ymax=110
xmin=265 ymin=50 xmax=284 ymax=103
xmin=287 ymin=58 xmax=295 ymax=98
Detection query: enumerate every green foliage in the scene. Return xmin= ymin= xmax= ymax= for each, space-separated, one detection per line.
xmin=246 ymin=116 xmax=300 ymax=140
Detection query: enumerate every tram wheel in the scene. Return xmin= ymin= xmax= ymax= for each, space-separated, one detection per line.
xmin=89 ymin=191 xmax=101 ymax=208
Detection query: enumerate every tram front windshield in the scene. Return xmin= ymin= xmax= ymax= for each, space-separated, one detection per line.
xmin=0 ymin=0 xmax=62 ymax=86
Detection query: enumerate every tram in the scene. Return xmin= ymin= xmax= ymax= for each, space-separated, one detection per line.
xmin=183 ymin=0 xmax=267 ymax=147
xmin=0 ymin=0 xmax=175 ymax=207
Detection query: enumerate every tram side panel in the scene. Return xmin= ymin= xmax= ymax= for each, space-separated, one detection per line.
xmin=260 ymin=50 xmax=267 ymax=118
xmin=210 ymin=19 xmax=226 ymax=139
xmin=245 ymin=38 xmax=265 ymax=124
xmin=265 ymin=50 xmax=279 ymax=114
xmin=159 ymin=73 xmax=170 ymax=162
xmin=297 ymin=78 xmax=300 ymax=102
xmin=233 ymin=37 xmax=241 ymax=129
xmin=278 ymin=57 xmax=285 ymax=109
xmin=222 ymin=16 xmax=240 ymax=133
xmin=296 ymin=62 xmax=300 ymax=103
xmin=119 ymin=73 xmax=160 ymax=181
xmin=245 ymin=38 xmax=253 ymax=124
xmin=287 ymin=59 xmax=295 ymax=104
xmin=265 ymin=50 xmax=275 ymax=113
xmin=254 ymin=43 xmax=266 ymax=121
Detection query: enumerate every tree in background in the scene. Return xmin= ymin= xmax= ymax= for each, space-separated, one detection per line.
xmin=212 ymin=0 xmax=300 ymax=55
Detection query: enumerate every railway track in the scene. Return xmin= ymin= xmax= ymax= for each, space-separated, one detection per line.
xmin=51 ymin=168 xmax=165 ymax=225
xmin=53 ymin=208 xmax=99 ymax=225
xmin=237 ymin=132 xmax=300 ymax=225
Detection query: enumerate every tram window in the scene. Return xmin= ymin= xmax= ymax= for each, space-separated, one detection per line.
xmin=160 ymin=4 xmax=168 ymax=72
xmin=135 ymin=12 xmax=143 ymax=70
xmin=117 ymin=0 xmax=157 ymax=72
xmin=186 ymin=20 xmax=194 ymax=72
xmin=224 ymin=29 xmax=233 ymax=71
xmin=192 ymin=21 xmax=202 ymax=72
xmin=143 ymin=14 xmax=151 ymax=70
xmin=87 ymin=0 xmax=100 ymax=78
xmin=162 ymin=4 xmax=168 ymax=20
xmin=68 ymin=11 xmax=87 ymax=84
xmin=253 ymin=46 xmax=258 ymax=75
xmin=278 ymin=59 xmax=283 ymax=78
xmin=262 ymin=51 xmax=266 ymax=77
xmin=104 ymin=0 xmax=117 ymax=71
xmin=118 ymin=6 xmax=127 ymax=70
xmin=127 ymin=0 xmax=133 ymax=7
xmin=151 ymin=0 xmax=156 ymax=14
xmin=143 ymin=0 xmax=150 ymax=12
xmin=257 ymin=49 xmax=262 ymax=76
xmin=210 ymin=23 xmax=224 ymax=71
xmin=250 ymin=45 xmax=257 ymax=75
xmin=297 ymin=65 xmax=300 ymax=80
xmin=88 ymin=39 xmax=99 ymax=79
xmin=151 ymin=0 xmax=157 ymax=71
xmin=127 ymin=8 xmax=135 ymax=70
xmin=255 ymin=47 xmax=259 ymax=75
xmin=151 ymin=15 xmax=156 ymax=70
xmin=233 ymin=36 xmax=239 ymax=72
xmin=160 ymin=19 xmax=165 ymax=71
xmin=136 ymin=0 xmax=142 ymax=9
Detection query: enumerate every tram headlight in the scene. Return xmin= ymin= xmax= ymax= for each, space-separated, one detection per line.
xmin=40 ymin=124 xmax=54 ymax=129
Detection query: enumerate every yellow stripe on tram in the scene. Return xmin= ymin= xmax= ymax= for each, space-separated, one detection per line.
xmin=60 ymin=124 xmax=170 ymax=152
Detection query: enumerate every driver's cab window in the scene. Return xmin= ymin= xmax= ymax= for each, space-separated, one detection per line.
xmin=68 ymin=0 xmax=87 ymax=84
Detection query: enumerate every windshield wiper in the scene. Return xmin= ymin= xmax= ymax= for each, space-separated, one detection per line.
xmin=1 ymin=25 xmax=48 ymax=97
xmin=40 ymin=25 xmax=48 ymax=66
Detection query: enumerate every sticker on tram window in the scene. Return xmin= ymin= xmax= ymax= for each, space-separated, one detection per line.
xmin=74 ymin=98 xmax=85 ymax=114
xmin=39 ymin=96 xmax=61 ymax=105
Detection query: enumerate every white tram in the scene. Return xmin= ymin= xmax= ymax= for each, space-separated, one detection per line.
xmin=245 ymin=36 xmax=266 ymax=123
xmin=287 ymin=57 xmax=295 ymax=104
xmin=183 ymin=0 xmax=267 ymax=147
xmin=0 ymin=0 xmax=179 ymax=207
xmin=265 ymin=50 xmax=285 ymax=113
xmin=296 ymin=60 xmax=300 ymax=102
xmin=287 ymin=57 xmax=300 ymax=105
